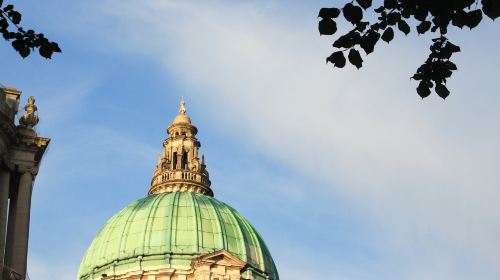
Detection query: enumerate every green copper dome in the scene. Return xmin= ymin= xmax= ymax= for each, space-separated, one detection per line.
xmin=78 ymin=192 xmax=278 ymax=279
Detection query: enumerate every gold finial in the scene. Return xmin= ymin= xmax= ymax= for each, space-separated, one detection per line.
xmin=19 ymin=96 xmax=39 ymax=128
xmin=179 ymin=97 xmax=186 ymax=115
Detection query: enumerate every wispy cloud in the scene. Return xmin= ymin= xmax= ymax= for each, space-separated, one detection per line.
xmin=27 ymin=1 xmax=500 ymax=279
xmin=85 ymin=1 xmax=500 ymax=279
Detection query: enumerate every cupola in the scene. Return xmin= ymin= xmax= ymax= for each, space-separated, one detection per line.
xmin=148 ymin=98 xmax=212 ymax=196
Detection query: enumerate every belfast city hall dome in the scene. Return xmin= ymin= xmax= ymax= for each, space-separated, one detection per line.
xmin=77 ymin=99 xmax=279 ymax=280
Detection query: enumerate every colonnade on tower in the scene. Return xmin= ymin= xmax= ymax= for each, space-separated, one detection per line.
xmin=0 ymin=86 xmax=49 ymax=280
xmin=148 ymin=98 xmax=212 ymax=196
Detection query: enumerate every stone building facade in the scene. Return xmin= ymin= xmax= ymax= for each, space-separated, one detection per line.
xmin=0 ymin=85 xmax=50 ymax=280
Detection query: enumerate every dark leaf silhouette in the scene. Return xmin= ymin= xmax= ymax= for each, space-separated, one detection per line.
xmin=343 ymin=3 xmax=363 ymax=24
xmin=359 ymin=29 xmax=380 ymax=54
xmin=417 ymin=81 xmax=432 ymax=98
xmin=482 ymin=0 xmax=500 ymax=20
xmin=381 ymin=27 xmax=394 ymax=42
xmin=356 ymin=0 xmax=372 ymax=10
xmin=398 ymin=20 xmax=410 ymax=35
xmin=333 ymin=31 xmax=360 ymax=48
xmin=18 ymin=45 xmax=29 ymax=58
xmin=465 ymin=9 xmax=483 ymax=28
xmin=452 ymin=10 xmax=468 ymax=28
xmin=327 ymin=51 xmax=347 ymax=68
xmin=348 ymin=49 xmax=363 ymax=69
xmin=39 ymin=43 xmax=53 ymax=58
xmin=8 ymin=10 xmax=19 ymax=24
xmin=51 ymin=42 xmax=61 ymax=53
xmin=387 ymin=12 xmax=401 ymax=25
xmin=435 ymin=84 xmax=450 ymax=99
xmin=384 ymin=0 xmax=398 ymax=9
xmin=319 ymin=0 xmax=495 ymax=99
xmin=417 ymin=21 xmax=432 ymax=34
xmin=319 ymin=8 xmax=341 ymax=19
xmin=414 ymin=6 xmax=428 ymax=21
xmin=355 ymin=21 xmax=369 ymax=32
xmin=319 ymin=18 xmax=337 ymax=35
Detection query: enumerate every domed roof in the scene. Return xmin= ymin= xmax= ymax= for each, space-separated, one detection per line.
xmin=78 ymin=192 xmax=278 ymax=280
xmin=170 ymin=97 xmax=191 ymax=125
xmin=172 ymin=113 xmax=191 ymax=124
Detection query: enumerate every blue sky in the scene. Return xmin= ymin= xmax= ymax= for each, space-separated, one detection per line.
xmin=1 ymin=1 xmax=500 ymax=279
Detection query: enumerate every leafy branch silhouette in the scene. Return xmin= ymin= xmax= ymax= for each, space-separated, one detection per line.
xmin=319 ymin=0 xmax=499 ymax=99
xmin=0 ymin=1 xmax=60 ymax=59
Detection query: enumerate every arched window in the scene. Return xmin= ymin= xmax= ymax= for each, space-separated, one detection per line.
xmin=172 ymin=152 xmax=177 ymax=169
xmin=182 ymin=151 xmax=188 ymax=169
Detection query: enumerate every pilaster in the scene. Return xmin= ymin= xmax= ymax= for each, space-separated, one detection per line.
xmin=0 ymin=164 xmax=10 ymax=279
xmin=4 ymin=168 xmax=35 ymax=279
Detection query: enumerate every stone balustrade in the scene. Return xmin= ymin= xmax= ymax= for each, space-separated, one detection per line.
xmin=152 ymin=170 xmax=211 ymax=186
xmin=148 ymin=169 xmax=212 ymax=196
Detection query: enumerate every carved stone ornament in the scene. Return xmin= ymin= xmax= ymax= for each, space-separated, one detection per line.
xmin=19 ymin=96 xmax=39 ymax=128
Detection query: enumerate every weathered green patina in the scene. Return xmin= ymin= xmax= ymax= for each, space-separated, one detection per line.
xmin=78 ymin=192 xmax=278 ymax=279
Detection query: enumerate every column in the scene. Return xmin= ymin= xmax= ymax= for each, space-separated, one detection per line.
xmin=4 ymin=170 xmax=34 ymax=279
xmin=0 ymin=168 xmax=10 ymax=279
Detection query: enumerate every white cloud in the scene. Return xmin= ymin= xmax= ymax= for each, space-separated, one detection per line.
xmin=54 ymin=1 xmax=500 ymax=279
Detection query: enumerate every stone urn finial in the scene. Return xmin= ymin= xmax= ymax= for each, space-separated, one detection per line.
xmin=19 ymin=96 xmax=39 ymax=128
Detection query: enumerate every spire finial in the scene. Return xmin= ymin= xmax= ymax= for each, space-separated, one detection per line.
xmin=179 ymin=97 xmax=186 ymax=115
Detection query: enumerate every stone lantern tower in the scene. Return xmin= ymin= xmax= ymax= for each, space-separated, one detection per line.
xmin=148 ymin=98 xmax=212 ymax=196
